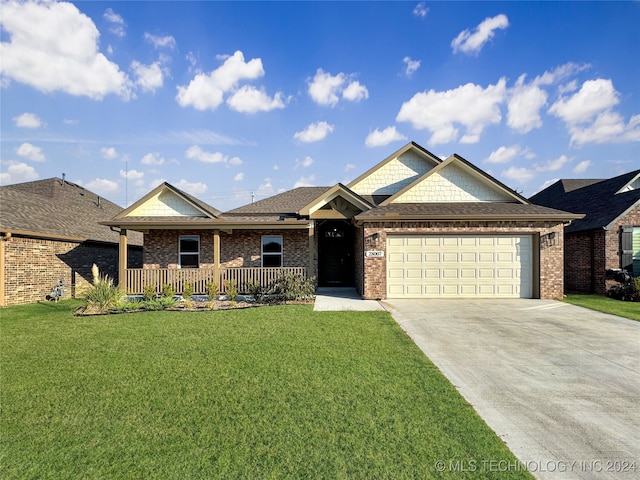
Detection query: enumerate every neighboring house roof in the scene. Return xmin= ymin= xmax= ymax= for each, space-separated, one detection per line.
xmin=226 ymin=186 xmax=331 ymax=216
xmin=529 ymin=169 xmax=640 ymax=233
xmin=0 ymin=177 xmax=143 ymax=245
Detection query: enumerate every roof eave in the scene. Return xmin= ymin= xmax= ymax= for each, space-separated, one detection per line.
xmin=355 ymin=213 xmax=585 ymax=223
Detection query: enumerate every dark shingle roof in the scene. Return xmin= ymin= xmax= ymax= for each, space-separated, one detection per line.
xmin=355 ymin=202 xmax=582 ymax=221
xmin=0 ymin=178 xmax=143 ymax=245
xmin=529 ymin=170 xmax=640 ymax=233
xmin=225 ymin=187 xmax=331 ymax=216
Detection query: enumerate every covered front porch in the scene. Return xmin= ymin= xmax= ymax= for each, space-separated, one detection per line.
xmin=125 ymin=266 xmax=308 ymax=295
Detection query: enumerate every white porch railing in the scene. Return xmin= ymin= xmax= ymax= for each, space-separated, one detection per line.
xmin=126 ymin=267 xmax=308 ymax=295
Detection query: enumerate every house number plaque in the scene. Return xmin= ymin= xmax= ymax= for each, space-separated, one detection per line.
xmin=365 ymin=250 xmax=384 ymax=258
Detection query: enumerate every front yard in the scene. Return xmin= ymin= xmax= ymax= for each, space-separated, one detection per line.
xmin=1 ymin=301 xmax=531 ymax=479
xmin=564 ymin=293 xmax=640 ymax=321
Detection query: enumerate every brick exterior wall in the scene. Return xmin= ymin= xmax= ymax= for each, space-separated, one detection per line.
xmin=564 ymin=204 xmax=640 ymax=294
xmin=143 ymin=229 xmax=309 ymax=269
xmin=359 ymin=221 xmax=565 ymax=300
xmin=2 ymin=235 xmax=142 ymax=306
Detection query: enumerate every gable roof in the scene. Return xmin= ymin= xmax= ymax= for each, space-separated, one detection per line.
xmin=0 ymin=178 xmax=142 ymax=245
xmin=348 ymin=141 xmax=442 ymax=196
xmin=381 ymin=154 xmax=527 ymax=205
xmin=297 ymin=184 xmax=373 ymax=217
xmin=529 ymin=169 xmax=640 ymax=232
xmin=112 ymin=182 xmax=222 ymax=220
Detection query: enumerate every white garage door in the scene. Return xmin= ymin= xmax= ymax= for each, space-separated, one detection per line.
xmin=387 ymin=235 xmax=533 ymax=298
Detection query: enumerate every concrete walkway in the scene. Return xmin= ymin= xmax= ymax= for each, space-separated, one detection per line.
xmin=383 ymin=299 xmax=640 ymax=480
xmin=313 ymin=288 xmax=385 ymax=311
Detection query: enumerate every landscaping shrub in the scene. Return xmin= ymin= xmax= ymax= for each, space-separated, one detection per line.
xmin=182 ymin=281 xmax=194 ymax=300
xmin=247 ymin=280 xmax=264 ymax=301
xmin=83 ymin=276 xmax=121 ymax=313
xmin=162 ymin=283 xmax=175 ymax=298
xmin=226 ymin=280 xmax=238 ymax=304
xmin=267 ymin=273 xmax=316 ymax=302
xmin=206 ymin=281 xmax=219 ymax=300
xmin=143 ymin=284 xmax=156 ymax=301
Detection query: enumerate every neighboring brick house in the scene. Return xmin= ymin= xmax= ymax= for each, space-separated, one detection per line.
xmin=530 ymin=169 xmax=640 ymax=294
xmin=0 ymin=178 xmax=143 ymax=306
xmin=105 ymin=142 xmax=581 ymax=300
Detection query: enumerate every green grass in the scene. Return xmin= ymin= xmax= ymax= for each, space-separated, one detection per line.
xmin=1 ymin=301 xmax=532 ymax=479
xmin=564 ymin=294 xmax=640 ymax=321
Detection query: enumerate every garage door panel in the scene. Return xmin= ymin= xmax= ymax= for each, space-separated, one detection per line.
xmin=387 ymin=235 xmax=533 ymax=298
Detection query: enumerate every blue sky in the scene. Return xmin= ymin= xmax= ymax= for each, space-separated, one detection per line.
xmin=1 ymin=1 xmax=639 ymax=210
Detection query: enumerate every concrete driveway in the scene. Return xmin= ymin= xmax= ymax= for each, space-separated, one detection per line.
xmin=382 ymin=299 xmax=640 ymax=480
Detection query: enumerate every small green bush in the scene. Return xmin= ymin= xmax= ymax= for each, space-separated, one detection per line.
xmin=206 ymin=281 xmax=219 ymax=300
xmin=182 ymin=281 xmax=194 ymax=300
xmin=267 ymin=274 xmax=316 ymax=302
xmin=225 ymin=280 xmax=238 ymax=302
xmin=143 ymin=297 xmax=177 ymax=310
xmin=247 ymin=280 xmax=263 ymax=301
xmin=162 ymin=283 xmax=176 ymax=298
xmin=143 ymin=284 xmax=156 ymax=301
xmin=84 ymin=276 xmax=121 ymax=313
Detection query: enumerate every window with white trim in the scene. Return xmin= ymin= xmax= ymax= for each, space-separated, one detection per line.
xmin=179 ymin=235 xmax=200 ymax=268
xmin=261 ymin=235 xmax=283 ymax=267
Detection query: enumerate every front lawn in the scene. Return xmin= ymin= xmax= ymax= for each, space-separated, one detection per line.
xmin=1 ymin=301 xmax=531 ymax=479
xmin=564 ymin=294 xmax=640 ymax=321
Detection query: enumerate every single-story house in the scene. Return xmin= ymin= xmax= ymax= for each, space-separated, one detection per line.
xmin=0 ymin=177 xmax=143 ymax=306
xmin=104 ymin=142 xmax=582 ymax=300
xmin=530 ymin=169 xmax=640 ymax=294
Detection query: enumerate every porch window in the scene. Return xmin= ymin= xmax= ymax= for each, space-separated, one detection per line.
xmin=621 ymin=226 xmax=640 ymax=277
xmin=262 ymin=235 xmax=282 ymax=267
xmin=179 ymin=235 xmax=200 ymax=268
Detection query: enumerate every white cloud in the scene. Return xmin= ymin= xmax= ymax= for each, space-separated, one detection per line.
xmin=535 ymin=154 xmax=572 ymax=172
xmin=257 ymin=178 xmax=274 ymax=197
xmin=307 ymin=69 xmax=368 ymax=107
xmin=16 ymin=142 xmax=45 ymax=162
xmin=365 ymin=126 xmax=408 ymax=147
xmin=403 ymin=56 xmax=420 ymax=77
xmin=174 ymin=179 xmax=207 ymax=195
xmin=536 ymin=178 xmax=560 ymax=193
xmin=119 ymin=169 xmax=144 ymax=180
xmin=308 ymin=69 xmax=345 ymax=107
xmin=486 ymin=145 xmax=534 ymax=164
xmin=131 ymin=61 xmax=165 ymax=93
xmin=342 ymin=81 xmax=369 ymax=102
xmin=101 ymin=147 xmax=119 ymax=160
xmin=549 ymin=78 xmax=619 ymax=124
xmin=413 ymin=3 xmax=429 ymax=18
xmin=294 ymin=121 xmax=334 ymax=143
xmin=501 ymin=166 xmax=536 ymax=183
xmin=344 ymin=163 xmax=356 ymax=172
xmin=0 ymin=1 xmax=132 ymax=100
xmin=141 ymin=152 xmax=165 ymax=165
xmin=103 ymin=8 xmax=125 ymax=37
xmin=13 ymin=112 xmax=43 ymax=128
xmin=295 ymin=156 xmax=314 ymax=169
xmin=176 ymin=50 xmax=265 ymax=111
xmin=549 ymin=79 xmax=640 ymax=145
xmin=507 ymin=74 xmax=548 ymax=133
xmin=226 ymin=85 xmax=287 ymax=113
xmin=294 ymin=175 xmax=316 ymax=188
xmin=86 ymin=178 xmax=119 ymax=194
xmin=451 ymin=14 xmax=509 ymax=55
xmin=0 ymin=161 xmax=39 ymax=184
xmin=144 ymin=32 xmax=176 ymax=49
xmin=573 ymin=160 xmax=592 ymax=174
xmin=234 ymin=172 xmax=244 ymax=182
xmin=185 ymin=145 xmax=242 ymax=165
xmin=396 ymin=78 xmax=506 ymax=144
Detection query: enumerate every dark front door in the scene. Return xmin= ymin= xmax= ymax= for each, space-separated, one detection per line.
xmin=318 ymin=220 xmax=354 ymax=287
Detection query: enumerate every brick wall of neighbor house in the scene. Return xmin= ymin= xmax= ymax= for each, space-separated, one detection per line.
xmin=360 ymin=222 xmax=565 ymax=300
xmin=143 ymin=229 xmax=309 ymax=269
xmin=564 ymin=231 xmax=605 ymax=294
xmin=605 ymin=204 xmax=640 ymax=290
xmin=3 ymin=235 xmax=142 ymax=306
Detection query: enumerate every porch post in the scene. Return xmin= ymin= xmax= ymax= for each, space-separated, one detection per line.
xmin=213 ymin=229 xmax=221 ymax=286
xmin=118 ymin=229 xmax=128 ymax=294
xmin=308 ymin=221 xmax=315 ymax=280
